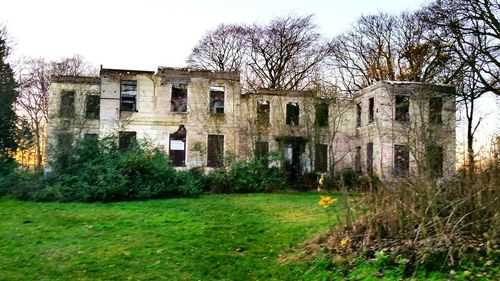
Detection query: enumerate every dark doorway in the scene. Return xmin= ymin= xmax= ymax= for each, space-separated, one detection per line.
xmin=255 ymin=141 xmax=269 ymax=167
xmin=207 ymin=135 xmax=224 ymax=167
xmin=427 ymin=144 xmax=443 ymax=178
xmin=169 ymin=125 xmax=186 ymax=167
xmin=315 ymin=144 xmax=328 ymax=172
xmin=367 ymin=142 xmax=373 ymax=174
xmin=277 ymin=136 xmax=307 ymax=182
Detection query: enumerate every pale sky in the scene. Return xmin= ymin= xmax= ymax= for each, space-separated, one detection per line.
xmin=1 ymin=0 xmax=498 ymax=158
xmin=1 ymin=0 xmax=425 ymax=70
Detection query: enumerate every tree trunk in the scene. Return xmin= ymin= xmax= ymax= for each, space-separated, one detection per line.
xmin=466 ymin=99 xmax=475 ymax=176
xmin=34 ymin=121 xmax=42 ymax=169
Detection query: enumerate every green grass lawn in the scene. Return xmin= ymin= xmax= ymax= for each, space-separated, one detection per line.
xmin=0 ymin=193 xmax=335 ymax=281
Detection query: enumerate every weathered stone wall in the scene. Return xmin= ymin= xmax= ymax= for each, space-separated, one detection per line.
xmin=239 ymin=90 xmax=354 ymax=173
xmin=353 ymin=81 xmax=456 ymax=180
xmin=47 ymin=70 xmax=456 ymax=181
xmin=46 ymin=77 xmax=100 ymax=169
xmin=98 ymin=68 xmax=241 ymax=169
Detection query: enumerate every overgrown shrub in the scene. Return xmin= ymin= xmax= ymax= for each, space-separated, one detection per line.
xmin=0 ymin=167 xmax=45 ymax=200
xmin=321 ymin=169 xmax=379 ymax=192
xmin=308 ymin=158 xmax=500 ymax=277
xmin=38 ymin=137 xmax=202 ymax=202
xmin=201 ymin=153 xmax=287 ymax=193
xmin=1 ymin=138 xmax=298 ymax=202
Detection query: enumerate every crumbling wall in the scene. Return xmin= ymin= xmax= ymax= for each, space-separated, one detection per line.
xmin=353 ymin=81 xmax=456 ymax=180
xmin=46 ymin=77 xmax=100 ymax=170
xmin=96 ymin=68 xmax=241 ymax=169
xmin=47 ymin=70 xmax=456 ymax=181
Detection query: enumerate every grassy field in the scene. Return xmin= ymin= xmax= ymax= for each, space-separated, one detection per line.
xmin=0 ymin=193 xmax=335 ymax=281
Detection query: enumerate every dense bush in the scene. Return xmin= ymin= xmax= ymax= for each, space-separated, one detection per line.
xmin=0 ymin=137 xmax=290 ymax=202
xmin=201 ymin=153 xmax=287 ymax=193
xmin=321 ymin=169 xmax=379 ymax=192
xmin=37 ymin=137 xmax=202 ymax=202
xmin=0 ymin=166 xmax=45 ymax=200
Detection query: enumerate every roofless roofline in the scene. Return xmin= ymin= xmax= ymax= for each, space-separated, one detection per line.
xmin=354 ymin=80 xmax=456 ymax=98
xmin=99 ymin=66 xmax=239 ymax=77
xmin=51 ymin=75 xmax=100 ymax=84
xmin=157 ymin=66 xmax=239 ymax=74
xmin=245 ymin=88 xmax=312 ymax=96
xmin=100 ymin=67 xmax=155 ymax=75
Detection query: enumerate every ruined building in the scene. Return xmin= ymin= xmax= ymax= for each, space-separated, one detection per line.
xmin=47 ymin=67 xmax=456 ymax=180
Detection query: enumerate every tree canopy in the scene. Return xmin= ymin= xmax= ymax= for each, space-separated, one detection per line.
xmin=0 ymin=26 xmax=18 ymax=169
xmin=187 ymin=15 xmax=330 ymax=91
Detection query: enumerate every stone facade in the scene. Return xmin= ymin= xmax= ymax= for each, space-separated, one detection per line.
xmin=352 ymin=82 xmax=456 ymax=180
xmin=238 ymin=89 xmax=354 ymax=175
xmin=47 ymin=76 xmax=101 ymax=168
xmin=47 ymin=67 xmax=456 ymax=180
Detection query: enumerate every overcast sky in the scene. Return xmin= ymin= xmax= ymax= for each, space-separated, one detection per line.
xmin=1 ymin=0 xmax=498 ymax=156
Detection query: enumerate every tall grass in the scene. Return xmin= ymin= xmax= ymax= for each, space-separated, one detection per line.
xmin=326 ymin=156 xmax=500 ymax=273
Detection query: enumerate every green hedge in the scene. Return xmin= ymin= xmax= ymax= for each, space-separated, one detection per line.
xmin=200 ymin=154 xmax=287 ymax=193
xmin=38 ymin=137 xmax=203 ymax=202
xmin=0 ymin=137 xmax=288 ymax=202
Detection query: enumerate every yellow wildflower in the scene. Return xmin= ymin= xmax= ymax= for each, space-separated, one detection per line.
xmin=319 ymin=196 xmax=338 ymax=208
xmin=340 ymin=238 xmax=348 ymax=247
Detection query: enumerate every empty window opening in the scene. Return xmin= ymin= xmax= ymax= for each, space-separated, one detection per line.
xmin=315 ymin=144 xmax=328 ymax=172
xmin=61 ymin=119 xmax=72 ymax=130
xmin=169 ymin=125 xmax=187 ymax=167
xmin=356 ymin=103 xmax=362 ymax=127
xmin=60 ymin=91 xmax=75 ymax=118
xmin=255 ymin=141 xmax=269 ymax=167
xmin=257 ymin=100 xmax=270 ymax=125
xmin=56 ymin=132 xmax=73 ymax=168
xmin=171 ymin=84 xmax=188 ymax=112
xmin=429 ymin=97 xmax=443 ymax=124
xmin=395 ymin=95 xmax=410 ymax=122
xmin=120 ymin=80 xmax=137 ymax=111
xmin=368 ymin=97 xmax=374 ymax=123
xmin=394 ymin=145 xmax=410 ymax=174
xmin=315 ymin=103 xmax=329 ymax=127
xmin=83 ymin=133 xmax=98 ymax=140
xmin=85 ymin=94 xmax=100 ymax=119
xmin=366 ymin=142 xmax=373 ymax=174
xmin=427 ymin=144 xmax=443 ymax=178
xmin=57 ymin=133 xmax=73 ymax=151
xmin=286 ymin=102 xmax=299 ymax=126
xmin=119 ymin=131 xmax=136 ymax=150
xmin=207 ymin=135 xmax=224 ymax=167
xmin=355 ymin=146 xmax=362 ymax=173
xmin=209 ymin=86 xmax=225 ymax=114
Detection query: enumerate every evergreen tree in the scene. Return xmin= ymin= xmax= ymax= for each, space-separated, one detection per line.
xmin=0 ymin=28 xmax=18 ymax=172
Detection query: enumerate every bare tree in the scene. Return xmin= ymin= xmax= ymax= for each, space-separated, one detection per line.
xmin=420 ymin=0 xmax=500 ymax=173
xmin=328 ymin=12 xmax=461 ymax=94
xmin=16 ymin=55 xmax=96 ymax=168
xmin=17 ymin=58 xmax=50 ymax=168
xmin=395 ymin=12 xmax=462 ymax=83
xmin=187 ymin=15 xmax=329 ymax=92
xmin=328 ymin=13 xmax=397 ymax=93
xmin=50 ymin=54 xmax=97 ymax=76
xmin=246 ymin=15 xmax=329 ymax=91
xmin=457 ymin=67 xmax=488 ymax=174
xmin=187 ymin=24 xmax=249 ymax=72
xmin=421 ymin=0 xmax=500 ymax=96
